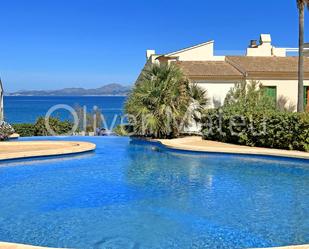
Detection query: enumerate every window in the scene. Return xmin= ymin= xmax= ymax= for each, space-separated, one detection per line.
xmin=263 ymin=86 xmax=277 ymax=103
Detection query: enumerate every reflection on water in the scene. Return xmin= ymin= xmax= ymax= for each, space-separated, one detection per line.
xmin=0 ymin=152 xmax=95 ymax=168
xmin=0 ymin=136 xmax=308 ymax=249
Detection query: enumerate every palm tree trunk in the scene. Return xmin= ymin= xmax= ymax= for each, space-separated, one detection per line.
xmin=298 ymin=4 xmax=305 ymax=112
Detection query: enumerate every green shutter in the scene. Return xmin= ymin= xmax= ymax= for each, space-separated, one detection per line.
xmin=264 ymin=86 xmax=277 ymax=102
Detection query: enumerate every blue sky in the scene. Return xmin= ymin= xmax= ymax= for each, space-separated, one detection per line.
xmin=0 ymin=0 xmax=308 ymax=92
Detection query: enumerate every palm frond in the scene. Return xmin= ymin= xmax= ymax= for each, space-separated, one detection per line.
xmin=126 ymin=63 xmax=209 ymax=138
xmin=297 ymin=0 xmax=309 ymax=9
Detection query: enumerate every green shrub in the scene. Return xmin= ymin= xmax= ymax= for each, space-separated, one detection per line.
xmin=224 ymin=80 xmax=276 ymax=114
xmin=201 ymin=110 xmax=309 ymax=151
xmin=12 ymin=117 xmax=74 ymax=137
xmin=12 ymin=123 xmax=35 ymax=137
xmin=113 ymin=125 xmax=132 ymax=136
xmin=201 ymin=80 xmax=309 ymax=151
xmin=34 ymin=117 xmax=73 ymax=136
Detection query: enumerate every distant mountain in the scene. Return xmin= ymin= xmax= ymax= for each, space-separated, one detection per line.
xmin=7 ymin=83 xmax=132 ymax=96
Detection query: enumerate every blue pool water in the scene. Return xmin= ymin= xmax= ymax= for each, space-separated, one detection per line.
xmin=0 ymin=136 xmax=308 ymax=249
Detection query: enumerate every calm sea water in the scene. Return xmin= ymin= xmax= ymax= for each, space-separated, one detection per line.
xmin=0 ymin=136 xmax=308 ymax=248
xmin=4 ymin=96 xmax=127 ymax=126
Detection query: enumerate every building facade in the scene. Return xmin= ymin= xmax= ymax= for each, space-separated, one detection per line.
xmin=139 ymin=34 xmax=309 ymax=111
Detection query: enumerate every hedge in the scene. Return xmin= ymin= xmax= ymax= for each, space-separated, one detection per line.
xmin=33 ymin=117 xmax=73 ymax=136
xmin=12 ymin=117 xmax=74 ymax=137
xmin=12 ymin=123 xmax=36 ymax=137
xmin=201 ymin=110 xmax=309 ymax=152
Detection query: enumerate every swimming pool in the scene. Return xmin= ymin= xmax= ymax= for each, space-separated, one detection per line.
xmin=0 ymin=136 xmax=308 ymax=249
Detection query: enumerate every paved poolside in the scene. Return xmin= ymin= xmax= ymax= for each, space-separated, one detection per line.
xmin=0 ymin=141 xmax=96 ymax=161
xmin=0 ymin=242 xmax=308 ymax=249
xmin=157 ymin=136 xmax=309 ymax=160
xmin=0 ymin=242 xmax=61 ymax=248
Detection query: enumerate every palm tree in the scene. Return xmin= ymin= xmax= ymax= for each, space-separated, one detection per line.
xmin=125 ymin=63 xmax=208 ymax=138
xmin=297 ymin=0 xmax=309 ymax=112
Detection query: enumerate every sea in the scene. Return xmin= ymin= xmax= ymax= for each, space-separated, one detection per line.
xmin=4 ymin=96 xmax=127 ymax=127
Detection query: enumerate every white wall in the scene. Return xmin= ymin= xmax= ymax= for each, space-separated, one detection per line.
xmin=195 ymin=80 xmax=236 ymax=108
xmin=247 ymin=45 xmax=286 ymax=57
xmin=170 ymin=42 xmax=214 ymax=61
xmin=247 ymin=44 xmax=272 ymax=57
xmin=167 ymin=42 xmax=225 ymax=62
xmin=184 ymin=80 xmax=235 ymax=133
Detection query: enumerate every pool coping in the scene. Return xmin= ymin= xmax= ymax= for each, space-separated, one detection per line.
xmin=0 ymin=141 xmax=96 ymax=162
xmin=9 ymin=133 xmax=20 ymax=139
xmin=0 ymin=242 xmax=308 ymax=249
xmin=151 ymin=136 xmax=309 ymax=161
xmin=0 ymin=242 xmax=65 ymax=248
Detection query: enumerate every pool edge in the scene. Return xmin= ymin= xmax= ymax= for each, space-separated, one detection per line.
xmin=0 ymin=141 xmax=96 ymax=162
xmin=145 ymin=137 xmax=309 ymax=161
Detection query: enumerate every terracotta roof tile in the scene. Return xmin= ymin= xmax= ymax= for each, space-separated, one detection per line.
xmin=174 ymin=61 xmax=243 ymax=77
xmin=226 ymin=56 xmax=309 ymax=73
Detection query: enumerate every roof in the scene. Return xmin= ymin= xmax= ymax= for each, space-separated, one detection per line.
xmin=226 ymin=56 xmax=309 ymax=79
xmin=174 ymin=61 xmax=243 ymax=79
xmin=174 ymin=56 xmax=309 ymax=80
xmin=165 ymin=40 xmax=214 ymax=57
xmin=226 ymin=56 xmax=309 ymax=73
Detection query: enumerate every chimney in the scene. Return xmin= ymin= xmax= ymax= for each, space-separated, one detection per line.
xmin=260 ymin=34 xmax=272 ymax=45
xmin=146 ymin=50 xmax=156 ymax=60
xmin=247 ymin=34 xmax=274 ymax=57
xmin=249 ymin=40 xmax=258 ymax=48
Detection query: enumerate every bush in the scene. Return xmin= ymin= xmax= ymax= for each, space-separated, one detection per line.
xmin=224 ymin=80 xmax=276 ymax=114
xmin=12 ymin=123 xmax=35 ymax=137
xmin=201 ymin=109 xmax=309 ymax=152
xmin=0 ymin=121 xmax=15 ymax=141
xmin=34 ymin=117 xmax=73 ymax=136
xmin=201 ymin=80 xmax=309 ymax=151
xmin=113 ymin=125 xmax=133 ymax=136
xmin=12 ymin=117 xmax=74 ymax=137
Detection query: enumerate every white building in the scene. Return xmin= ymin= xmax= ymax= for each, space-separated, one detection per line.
xmin=140 ymin=34 xmax=309 ymax=110
xmin=0 ymin=79 xmax=3 ymax=121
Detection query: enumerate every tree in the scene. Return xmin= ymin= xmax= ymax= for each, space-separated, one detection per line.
xmin=125 ymin=63 xmax=208 ymax=138
xmin=297 ymin=0 xmax=309 ymax=112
